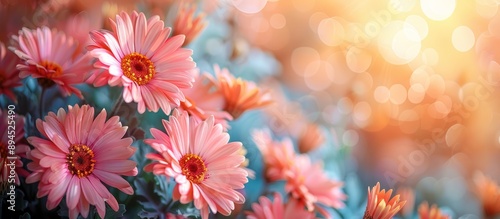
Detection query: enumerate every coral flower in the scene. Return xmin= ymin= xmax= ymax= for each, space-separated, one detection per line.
xmin=173 ymin=1 xmax=207 ymax=46
xmin=144 ymin=109 xmax=248 ymax=219
xmin=246 ymin=193 xmax=316 ymax=219
xmin=25 ymin=104 xmax=138 ymax=219
xmin=285 ymin=155 xmax=346 ymax=216
xmin=473 ymin=172 xmax=500 ymax=217
xmin=0 ymin=42 xmax=22 ymax=102
xmin=88 ymin=11 xmax=196 ymax=114
xmin=178 ymin=69 xmax=232 ymax=129
xmin=297 ymin=123 xmax=325 ymax=154
xmin=418 ymin=201 xmax=450 ymax=219
xmin=0 ymin=109 xmax=30 ymax=191
xmin=363 ymin=182 xmax=406 ymax=219
xmin=10 ymin=26 xmax=93 ymax=99
xmin=396 ymin=186 xmax=415 ymax=217
xmin=252 ymin=129 xmax=296 ymax=182
xmin=212 ymin=65 xmax=272 ymax=119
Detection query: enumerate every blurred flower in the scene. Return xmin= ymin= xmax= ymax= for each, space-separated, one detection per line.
xmin=363 ymin=182 xmax=406 ymax=219
xmin=0 ymin=42 xmax=22 ymax=102
xmin=26 ymin=104 xmax=138 ymax=219
xmin=473 ymin=172 xmax=500 ymax=217
xmin=297 ymin=123 xmax=325 ymax=154
xmin=59 ymin=12 xmax=103 ymax=53
xmin=252 ymin=129 xmax=295 ymax=182
xmin=0 ymin=110 xmax=29 ymax=192
xmin=144 ymin=109 xmax=248 ymax=219
xmin=237 ymin=146 xmax=255 ymax=179
xmin=178 ymin=69 xmax=232 ymax=129
xmin=10 ymin=26 xmax=93 ymax=98
xmin=285 ymin=155 xmax=346 ymax=217
xmin=212 ymin=65 xmax=272 ymax=119
xmin=418 ymin=201 xmax=450 ymax=219
xmin=396 ymin=186 xmax=415 ymax=217
xmin=246 ymin=193 xmax=316 ymax=219
xmin=173 ymin=1 xmax=207 ymax=46
xmin=88 ymin=11 xmax=196 ymax=114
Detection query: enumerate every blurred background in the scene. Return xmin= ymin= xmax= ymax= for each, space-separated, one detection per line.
xmin=2 ymin=0 xmax=500 ymax=218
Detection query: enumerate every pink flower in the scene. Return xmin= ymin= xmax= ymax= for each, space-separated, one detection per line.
xmin=26 ymin=104 xmax=138 ymax=219
xmin=246 ymin=193 xmax=316 ymax=219
xmin=252 ymin=129 xmax=296 ymax=182
xmin=144 ymin=109 xmax=248 ymax=219
xmin=10 ymin=26 xmax=93 ymax=99
xmin=363 ymin=182 xmax=406 ymax=219
xmin=297 ymin=123 xmax=325 ymax=153
xmin=0 ymin=42 xmax=22 ymax=101
xmin=418 ymin=201 xmax=450 ymax=219
xmin=178 ymin=69 xmax=232 ymax=129
xmin=0 ymin=109 xmax=30 ymax=188
xmin=473 ymin=172 xmax=500 ymax=217
xmin=397 ymin=186 xmax=415 ymax=217
xmin=285 ymin=155 xmax=346 ymax=217
xmin=88 ymin=11 xmax=196 ymax=114
xmin=173 ymin=1 xmax=207 ymax=46
xmin=211 ymin=65 xmax=272 ymax=119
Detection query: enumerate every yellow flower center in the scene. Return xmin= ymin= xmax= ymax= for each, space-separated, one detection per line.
xmin=37 ymin=61 xmax=63 ymax=88
xmin=66 ymin=144 xmax=96 ymax=178
xmin=179 ymin=153 xmax=207 ymax=184
xmin=121 ymin=52 xmax=155 ymax=85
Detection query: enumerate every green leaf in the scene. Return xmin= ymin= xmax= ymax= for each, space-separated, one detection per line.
xmin=19 ymin=213 xmax=31 ymax=219
xmin=137 ymin=210 xmax=160 ymax=219
xmin=134 ymin=177 xmax=165 ymax=213
xmin=104 ymin=204 xmax=126 ymax=219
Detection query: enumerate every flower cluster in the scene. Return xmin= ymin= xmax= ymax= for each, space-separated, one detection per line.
xmin=0 ymin=1 xmax=499 ymax=219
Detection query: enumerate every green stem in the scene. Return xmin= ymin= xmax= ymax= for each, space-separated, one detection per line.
xmin=109 ymin=92 xmax=124 ymax=118
xmin=39 ymin=88 xmax=45 ymax=118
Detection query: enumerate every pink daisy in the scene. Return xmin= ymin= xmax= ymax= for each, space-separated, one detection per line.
xmin=211 ymin=65 xmax=272 ymax=119
xmin=10 ymin=26 xmax=93 ymax=99
xmin=25 ymin=104 xmax=138 ymax=219
xmin=88 ymin=11 xmax=196 ymax=114
xmin=144 ymin=109 xmax=248 ymax=219
xmin=246 ymin=193 xmax=316 ymax=219
xmin=363 ymin=182 xmax=406 ymax=219
xmin=0 ymin=42 xmax=22 ymax=102
xmin=252 ymin=129 xmax=296 ymax=182
xmin=285 ymin=155 xmax=346 ymax=217
xmin=173 ymin=1 xmax=207 ymax=46
xmin=178 ymin=69 xmax=232 ymax=129
xmin=0 ymin=109 xmax=30 ymax=189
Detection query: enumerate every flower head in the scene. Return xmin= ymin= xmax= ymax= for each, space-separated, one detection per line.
xmin=178 ymin=69 xmax=232 ymax=129
xmin=474 ymin=172 xmax=500 ymax=217
xmin=297 ymin=123 xmax=325 ymax=153
xmin=396 ymin=186 xmax=415 ymax=217
xmin=173 ymin=1 xmax=207 ymax=46
xmin=144 ymin=109 xmax=248 ymax=219
xmin=0 ymin=42 xmax=22 ymax=101
xmin=363 ymin=182 xmax=406 ymax=219
xmin=285 ymin=155 xmax=346 ymax=216
xmin=10 ymin=26 xmax=93 ymax=98
xmin=212 ymin=65 xmax=272 ymax=119
xmin=252 ymin=129 xmax=296 ymax=182
xmin=88 ymin=11 xmax=196 ymax=114
xmin=26 ymin=104 xmax=138 ymax=219
xmin=246 ymin=193 xmax=316 ymax=219
xmin=418 ymin=201 xmax=450 ymax=219
xmin=0 ymin=109 xmax=29 ymax=191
